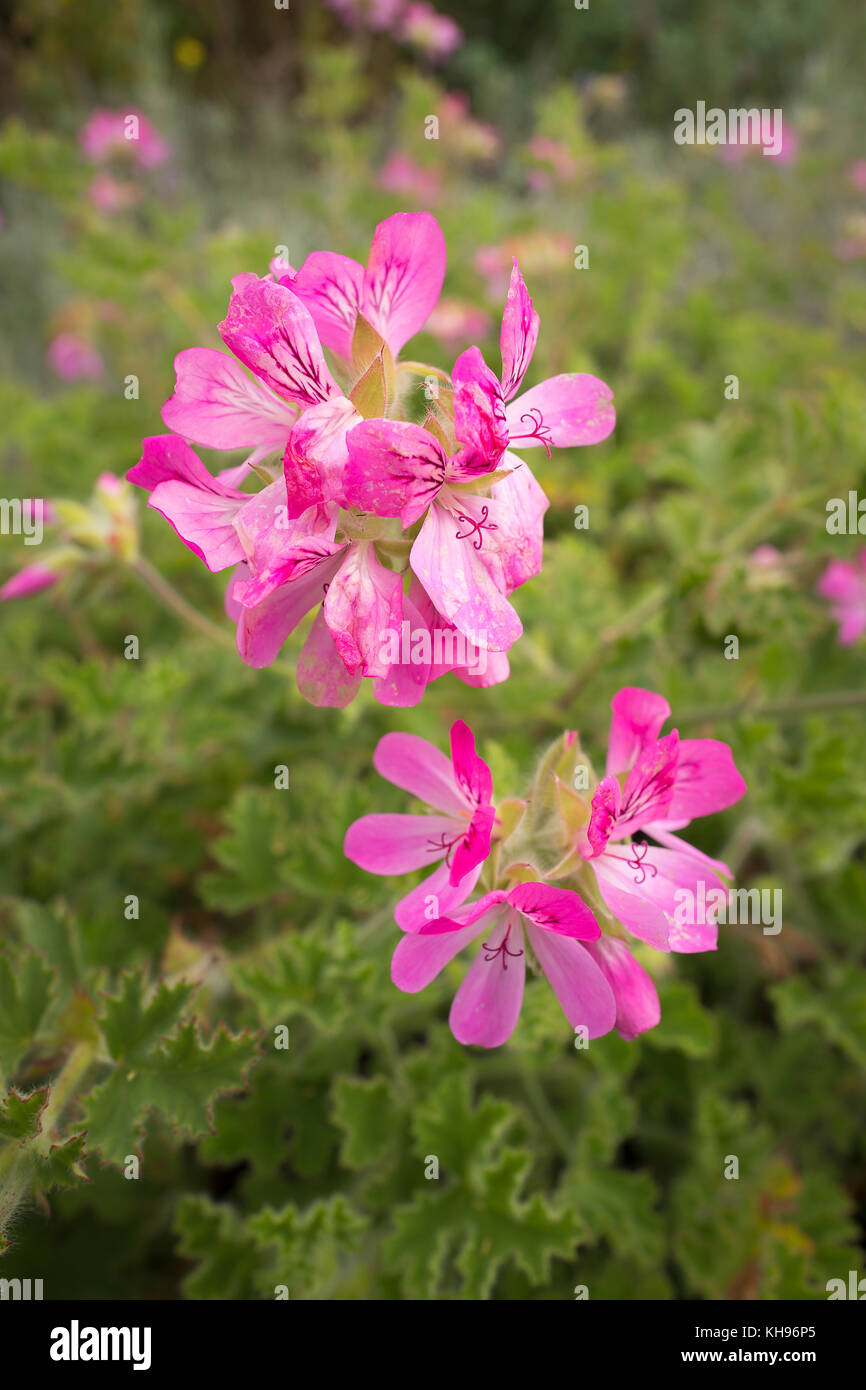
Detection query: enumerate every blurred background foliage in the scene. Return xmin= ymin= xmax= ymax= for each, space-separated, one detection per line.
xmin=0 ymin=0 xmax=865 ymax=1299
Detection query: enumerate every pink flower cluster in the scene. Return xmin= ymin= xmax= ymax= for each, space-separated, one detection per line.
xmin=345 ymin=689 xmax=747 ymax=1048
xmin=129 ymin=212 xmax=615 ymax=707
xmin=325 ymin=0 xmax=462 ymax=59
xmin=817 ymin=551 xmax=866 ymax=645
xmin=79 ymin=109 xmax=169 ymax=170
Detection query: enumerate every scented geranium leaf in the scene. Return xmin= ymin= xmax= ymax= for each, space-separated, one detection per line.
xmin=0 ymin=1086 xmax=48 ymax=1143
xmin=95 ymin=971 xmax=196 ymax=1064
xmin=249 ymin=1196 xmax=368 ymax=1299
xmin=37 ymin=1131 xmax=89 ymax=1192
xmin=645 ymin=978 xmax=718 ymax=1059
xmin=234 ymin=923 xmax=376 ymax=1033
xmin=198 ymin=788 xmax=295 ymax=913
xmin=83 ymin=1022 xmax=259 ymax=1164
xmin=561 ymin=1167 xmax=664 ymax=1267
xmin=332 ymin=1076 xmax=404 ymax=1169
xmin=770 ymin=966 xmax=866 ymax=1070
xmin=0 ymin=950 xmax=56 ymax=1085
xmin=174 ymin=1194 xmax=263 ymax=1300
xmin=409 ymin=1073 xmax=516 ymax=1176
xmin=198 ymin=1062 xmax=292 ymax=1175
xmin=6 ymin=900 xmax=84 ymax=995
xmin=388 ymin=1145 xmax=582 ymax=1300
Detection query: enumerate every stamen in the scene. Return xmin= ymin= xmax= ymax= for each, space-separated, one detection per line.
xmin=454 ymin=505 xmax=498 ymax=551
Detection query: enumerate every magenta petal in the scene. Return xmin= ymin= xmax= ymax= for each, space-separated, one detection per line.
xmin=391 ymin=917 xmax=484 ymax=994
xmin=344 ymin=812 xmax=463 ymax=874
xmin=449 ymin=803 xmax=495 ymax=886
xmin=508 ymin=881 xmax=601 ymax=940
xmin=161 ymin=347 xmax=297 ymax=451
xmin=219 ymin=276 xmax=338 ymax=407
xmin=361 ymin=211 xmax=447 ymax=355
xmin=526 ymin=924 xmax=616 ymax=1038
xmin=499 ymin=259 xmax=540 ymax=401
xmin=505 ymin=373 xmax=615 ymax=448
xmin=343 ymin=420 xmax=446 ymax=527
xmin=666 ymin=739 xmax=747 ymax=820
xmin=0 ymin=564 xmax=59 ymax=600
xmin=584 ymin=936 xmax=661 ymax=1040
xmin=418 ymin=890 xmax=510 ymax=935
xmin=395 ymin=859 xmax=483 ymax=933
xmin=128 ymin=434 xmax=246 ymax=497
xmin=585 ymin=776 xmax=622 ymax=857
xmin=615 ymin=732 xmax=679 ymax=837
xmin=148 ymin=480 xmax=245 ymax=572
xmin=449 ymin=346 xmax=508 ymax=477
xmin=373 ymin=731 xmax=470 ymax=814
xmin=591 ymin=856 xmax=671 ymax=950
xmin=606 ymin=686 xmax=672 ymax=775
xmin=291 ymin=251 xmax=365 ymax=360
xmin=449 ymin=913 xmax=525 ymax=1047
xmin=284 ymin=397 xmax=360 ymax=518
xmin=449 ymin=719 xmax=493 ymax=807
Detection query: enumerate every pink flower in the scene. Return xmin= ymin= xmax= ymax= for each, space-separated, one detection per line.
xmin=426 ymin=297 xmax=492 ymax=350
xmin=578 ymin=688 xmax=747 ymax=954
xmin=400 ymin=3 xmax=462 ymax=60
xmin=345 ymin=721 xmax=496 ymax=928
xmin=0 ymin=563 xmax=59 ymax=601
xmin=817 ymin=552 xmax=866 ymax=645
xmin=88 ymin=173 xmax=139 ymax=213
xmin=47 ymin=333 xmax=105 ymax=382
xmin=378 ymin=152 xmax=442 ymax=204
xmin=79 ymin=109 xmax=169 ymax=170
xmin=394 ymin=882 xmax=638 ymax=1048
xmin=325 ymin=0 xmax=406 ymax=31
xmin=847 ymin=160 xmax=866 ymax=193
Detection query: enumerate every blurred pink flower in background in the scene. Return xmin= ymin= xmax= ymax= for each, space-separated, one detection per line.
xmin=400 ymin=3 xmax=462 ymax=60
xmin=721 ymin=117 xmax=799 ymax=165
xmin=426 ymin=297 xmax=491 ymax=350
xmin=475 ymin=231 xmax=573 ymax=300
xmin=88 ymin=173 xmax=140 ymax=213
xmin=440 ymin=92 xmax=500 ymax=160
xmin=847 ymin=160 xmax=866 ymax=193
xmin=817 ymin=552 xmax=866 ymax=646
xmin=47 ymin=333 xmax=105 ymax=382
xmin=379 ymin=151 xmax=442 ymax=203
xmin=325 ymin=0 xmax=406 ymax=29
xmin=0 ymin=563 xmax=59 ymax=601
xmin=79 ymin=108 xmax=169 ymax=169
xmin=525 ymin=135 xmax=578 ymax=192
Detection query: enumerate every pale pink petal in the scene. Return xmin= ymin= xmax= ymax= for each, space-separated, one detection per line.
xmin=666 ymin=739 xmax=747 ymax=821
xmin=219 ymin=276 xmax=338 ymax=406
xmin=391 ymin=916 xmax=486 ymax=993
xmin=373 ymin=730 xmax=470 ymax=814
xmin=361 ymin=211 xmax=447 ymax=355
xmin=499 ymin=260 xmax=539 ymax=401
xmin=488 ymin=454 xmax=549 ymax=590
xmin=395 ymin=858 xmax=483 ymax=933
xmin=148 ymin=481 xmax=245 ymax=571
xmin=161 ymin=347 xmax=297 ymax=451
xmin=449 ymin=913 xmax=525 ymax=1047
xmin=526 ymin=924 xmax=616 ymax=1037
xmin=506 ymin=373 xmax=615 ymax=449
xmin=291 ymin=251 xmax=365 ymax=360
xmin=344 ymin=812 xmax=463 ymax=874
xmin=296 ymin=607 xmax=362 ymax=707
xmin=591 ymin=855 xmax=671 ymax=950
xmin=410 ymin=497 xmax=523 ymax=651
xmin=583 ymin=936 xmax=660 ymax=1040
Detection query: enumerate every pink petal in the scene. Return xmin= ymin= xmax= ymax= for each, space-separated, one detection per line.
xmin=291 ymin=251 xmax=365 ymax=360
xmin=499 ymin=259 xmax=539 ymax=401
xmin=219 ymin=276 xmax=338 ymax=407
xmin=505 ymin=373 xmax=615 ymax=449
xmin=283 ymin=396 xmax=361 ymax=518
xmin=343 ymin=420 xmax=446 ymax=528
xmin=590 ymin=856 xmax=671 ymax=950
xmin=418 ymin=889 xmax=510 ymax=935
xmin=361 ymin=211 xmax=447 ymax=355
xmin=410 ymin=497 xmax=523 ymax=651
xmin=449 ymin=913 xmax=525 ymax=1047
xmin=449 ymin=718 xmax=493 ymax=807
xmin=344 ymin=812 xmax=464 ymax=874
xmin=449 ymin=802 xmax=495 ymax=886
xmin=666 ymin=739 xmax=747 ymax=821
xmin=487 ymin=454 xmax=549 ymax=590
xmin=323 ymin=541 xmax=404 ymax=679
xmin=296 ymin=607 xmax=362 ymax=707
xmin=391 ymin=916 xmax=485 ymax=994
xmin=585 ymin=776 xmax=622 ymax=857
xmin=128 ymin=433 xmax=246 ymax=497
xmin=0 ymin=564 xmax=59 ymax=600
xmin=395 ymin=858 xmax=482 ymax=933
xmin=148 ymin=481 xmax=245 ymax=571
xmin=615 ymin=732 xmax=679 ymax=837
xmin=526 ymin=924 xmax=616 ymax=1037
xmin=373 ymin=731 xmax=471 ymax=814
xmin=606 ymin=686 xmax=672 ymax=775
xmin=508 ymin=881 xmax=601 ymax=940
xmin=582 ymin=936 xmax=659 ymax=1040
xmin=161 ymin=347 xmax=297 ymax=451
xmin=448 ymin=346 xmax=508 ymax=479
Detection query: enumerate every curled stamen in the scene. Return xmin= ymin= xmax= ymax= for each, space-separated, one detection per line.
xmin=482 ymin=925 xmax=524 ymax=970
xmin=625 ymin=839 xmax=657 ymax=886
xmin=513 ymin=408 xmax=553 ymax=459
xmin=454 ymin=505 xmax=498 ymax=551
xmin=426 ymin=830 xmax=464 ymax=867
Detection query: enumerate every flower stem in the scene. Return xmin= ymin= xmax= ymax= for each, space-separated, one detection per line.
xmin=133 ymin=557 xmax=238 ymax=653
xmin=677 ymin=689 xmax=866 ymax=725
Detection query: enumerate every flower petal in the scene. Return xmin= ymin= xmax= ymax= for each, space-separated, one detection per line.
xmin=391 ymin=916 xmax=486 ymax=994
xmin=395 ymin=858 xmax=483 ymax=933
xmin=526 ymin=924 xmax=616 ymax=1037
xmin=161 ymin=347 xmax=298 ymax=451
xmin=606 ymin=686 xmax=672 ymax=775
xmin=499 ymin=259 xmax=539 ymax=401
xmin=219 ymin=275 xmax=338 ymax=406
xmin=343 ymin=420 xmax=446 ymax=528
xmin=449 ymin=913 xmax=525 ymax=1047
xmin=508 ymin=881 xmax=601 ymax=940
xmin=374 ymin=731 xmax=470 ymax=814
xmin=582 ymin=936 xmax=658 ymax=1040
xmin=410 ymin=497 xmax=523 ymax=651
xmin=323 ymin=541 xmax=404 ymax=679
xmin=344 ymin=812 xmax=464 ymax=874
xmin=291 ymin=251 xmax=365 ymax=360
xmin=505 ymin=373 xmax=615 ymax=448
xmin=361 ymin=211 xmax=447 ymax=355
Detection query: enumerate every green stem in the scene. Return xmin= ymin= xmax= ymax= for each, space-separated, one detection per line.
xmin=133 ymin=557 xmax=238 ymax=653
xmin=677 ymin=689 xmax=866 ymax=724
